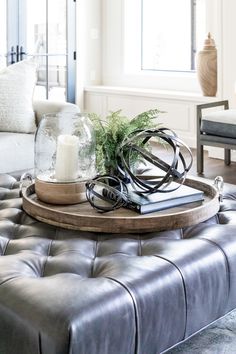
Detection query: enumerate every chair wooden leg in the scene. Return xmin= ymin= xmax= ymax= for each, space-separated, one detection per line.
xmin=197 ymin=144 xmax=204 ymax=174
xmin=224 ymin=149 xmax=231 ymax=165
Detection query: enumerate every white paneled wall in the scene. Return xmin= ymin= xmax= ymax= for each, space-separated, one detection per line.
xmin=84 ymin=87 xmax=216 ymax=148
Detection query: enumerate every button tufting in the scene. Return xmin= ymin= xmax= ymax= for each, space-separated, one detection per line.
xmin=1 ymin=173 xmax=236 ymax=354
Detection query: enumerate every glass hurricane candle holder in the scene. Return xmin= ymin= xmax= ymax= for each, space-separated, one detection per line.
xmin=34 ymin=112 xmax=96 ymax=204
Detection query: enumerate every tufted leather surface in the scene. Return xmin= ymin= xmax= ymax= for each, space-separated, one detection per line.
xmin=1 ymin=174 xmax=236 ymax=354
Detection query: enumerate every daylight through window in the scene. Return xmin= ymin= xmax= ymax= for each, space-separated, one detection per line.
xmin=141 ymin=0 xmax=206 ymax=72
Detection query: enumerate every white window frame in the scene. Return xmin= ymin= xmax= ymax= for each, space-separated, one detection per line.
xmin=121 ymin=0 xmax=222 ymax=94
xmin=4 ymin=0 xmax=76 ymax=103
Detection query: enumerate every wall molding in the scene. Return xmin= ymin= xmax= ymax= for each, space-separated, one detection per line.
xmin=84 ymin=85 xmax=218 ymax=149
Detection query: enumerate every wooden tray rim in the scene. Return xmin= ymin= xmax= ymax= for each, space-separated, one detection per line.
xmin=22 ymin=178 xmax=220 ymax=233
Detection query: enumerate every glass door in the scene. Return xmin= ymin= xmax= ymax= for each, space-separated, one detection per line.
xmin=0 ymin=0 xmax=76 ymax=103
xmin=0 ymin=0 xmax=7 ymax=70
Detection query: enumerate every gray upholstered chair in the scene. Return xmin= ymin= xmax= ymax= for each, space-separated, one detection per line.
xmin=196 ymin=100 xmax=236 ymax=174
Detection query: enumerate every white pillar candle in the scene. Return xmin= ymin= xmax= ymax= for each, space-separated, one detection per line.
xmin=55 ymin=134 xmax=79 ymax=182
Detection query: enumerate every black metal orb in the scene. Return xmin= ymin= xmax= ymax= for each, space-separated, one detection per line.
xmin=116 ymin=127 xmax=193 ymax=193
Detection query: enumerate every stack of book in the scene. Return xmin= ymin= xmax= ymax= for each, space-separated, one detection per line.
xmin=126 ymin=182 xmax=204 ymax=214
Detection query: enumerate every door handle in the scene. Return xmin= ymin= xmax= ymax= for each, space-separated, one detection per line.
xmin=15 ymin=45 xmax=27 ymax=62
xmin=10 ymin=46 xmax=16 ymax=64
xmin=20 ymin=46 xmax=26 ymax=61
xmin=9 ymin=45 xmax=27 ymax=64
xmin=16 ymin=45 xmax=20 ymax=62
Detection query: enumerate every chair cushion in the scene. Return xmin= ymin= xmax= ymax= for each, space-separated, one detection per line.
xmin=201 ymin=109 xmax=236 ymax=139
xmin=0 ymin=60 xmax=37 ymax=133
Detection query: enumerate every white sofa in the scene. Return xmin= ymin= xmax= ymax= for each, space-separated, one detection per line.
xmin=0 ymin=100 xmax=79 ymax=173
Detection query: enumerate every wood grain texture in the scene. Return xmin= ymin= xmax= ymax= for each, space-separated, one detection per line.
xmin=23 ymin=178 xmax=219 ymax=234
xmin=197 ymin=33 xmax=217 ymax=97
xmin=35 ymin=178 xmax=86 ymax=205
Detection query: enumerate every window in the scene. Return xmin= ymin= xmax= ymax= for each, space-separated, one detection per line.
xmin=0 ymin=0 xmax=6 ymax=70
xmin=141 ymin=0 xmax=206 ymax=72
xmin=0 ymin=0 xmax=76 ymax=103
xmin=103 ymin=0 xmax=219 ymax=92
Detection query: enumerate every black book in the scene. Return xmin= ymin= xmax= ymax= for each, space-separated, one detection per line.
xmin=126 ymin=183 xmax=204 ymax=214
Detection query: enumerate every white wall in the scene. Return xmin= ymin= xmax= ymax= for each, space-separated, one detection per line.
xmin=76 ymin=0 xmax=102 ymax=110
xmin=221 ymin=0 xmax=236 ymax=106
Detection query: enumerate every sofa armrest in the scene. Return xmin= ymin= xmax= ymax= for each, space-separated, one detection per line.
xmin=33 ymin=100 xmax=80 ymax=125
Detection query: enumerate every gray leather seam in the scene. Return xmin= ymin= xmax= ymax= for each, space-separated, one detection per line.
xmin=105 ymin=276 xmax=139 ymax=354
xmin=68 ymin=325 xmax=73 ymax=354
xmin=0 ymin=276 xmax=21 ymax=287
xmin=1 ymin=221 xmax=19 ymax=253
xmin=91 ymin=238 xmax=98 ymax=278
xmin=2 ymin=238 xmax=10 ymax=256
xmin=41 ymin=239 xmax=53 ymax=277
xmin=38 ymin=332 xmax=42 ymax=354
xmin=198 ymin=237 xmax=230 ymax=302
xmin=152 ymin=254 xmax=188 ymax=341
xmin=139 ymin=236 xmax=142 ymax=256
xmin=94 ymin=237 xmax=98 ymax=259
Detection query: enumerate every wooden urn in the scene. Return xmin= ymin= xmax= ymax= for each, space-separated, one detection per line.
xmin=196 ymin=33 xmax=217 ymax=97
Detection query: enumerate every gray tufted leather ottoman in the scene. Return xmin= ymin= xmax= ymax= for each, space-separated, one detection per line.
xmin=1 ymin=174 xmax=236 ymax=354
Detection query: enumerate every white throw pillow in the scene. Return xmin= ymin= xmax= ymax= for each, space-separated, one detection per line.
xmin=0 ymin=59 xmax=37 ymax=133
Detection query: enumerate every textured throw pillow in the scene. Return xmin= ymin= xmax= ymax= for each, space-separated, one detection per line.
xmin=0 ymin=59 xmax=37 ymax=133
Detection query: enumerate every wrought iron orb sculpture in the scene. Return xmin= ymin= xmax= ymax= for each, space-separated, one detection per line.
xmin=117 ymin=127 xmax=193 ymax=193
xmin=86 ymin=127 xmax=193 ymax=212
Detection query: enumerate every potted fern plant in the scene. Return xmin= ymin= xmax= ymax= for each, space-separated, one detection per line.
xmin=89 ymin=109 xmax=162 ymax=176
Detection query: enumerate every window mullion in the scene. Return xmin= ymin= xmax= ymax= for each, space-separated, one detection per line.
xmin=191 ymin=0 xmax=197 ymax=70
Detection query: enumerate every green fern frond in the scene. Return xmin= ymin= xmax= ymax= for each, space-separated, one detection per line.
xmin=88 ymin=108 xmax=163 ymax=174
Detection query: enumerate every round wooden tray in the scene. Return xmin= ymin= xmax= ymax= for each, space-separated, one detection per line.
xmin=22 ymin=178 xmax=219 ymax=234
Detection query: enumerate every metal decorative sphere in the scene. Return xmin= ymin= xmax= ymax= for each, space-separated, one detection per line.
xmin=86 ymin=127 xmax=193 ymax=212
xmin=117 ymin=127 xmax=193 ymax=193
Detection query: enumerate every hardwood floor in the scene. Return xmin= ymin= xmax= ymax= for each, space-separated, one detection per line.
xmin=190 ymin=149 xmax=236 ymax=185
